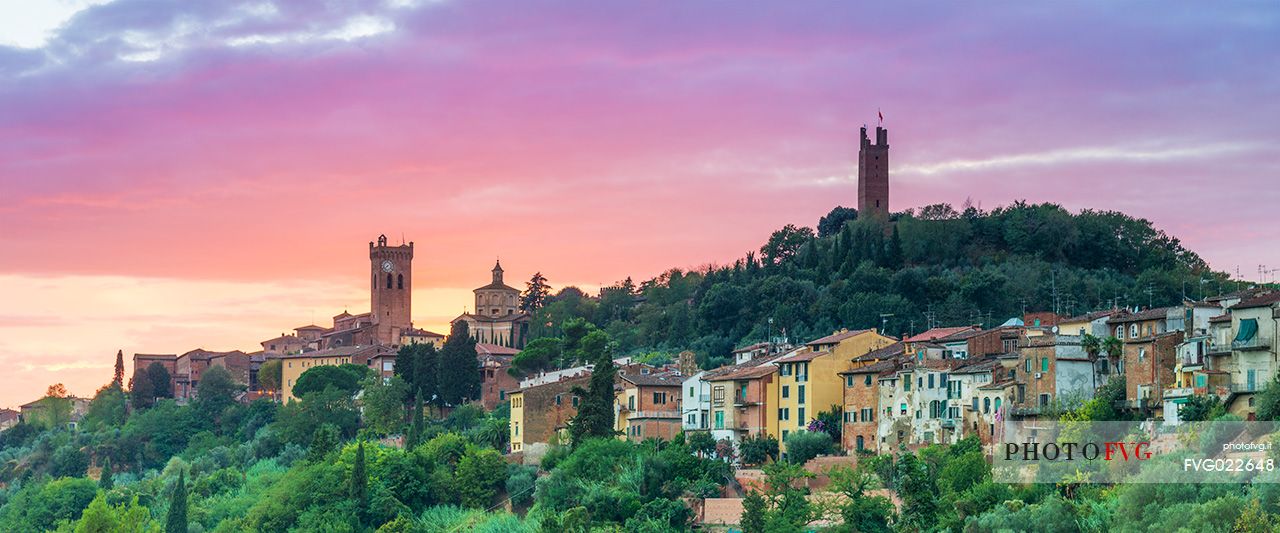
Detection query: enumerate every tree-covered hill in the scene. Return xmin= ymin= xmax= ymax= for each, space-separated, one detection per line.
xmin=526 ymin=201 xmax=1235 ymax=369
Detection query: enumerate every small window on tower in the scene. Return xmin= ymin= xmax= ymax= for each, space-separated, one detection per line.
xmin=386 ymin=273 xmax=393 ymax=289
xmin=397 ymin=274 xmax=403 ymax=289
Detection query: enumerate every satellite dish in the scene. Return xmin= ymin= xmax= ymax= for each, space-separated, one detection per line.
xmin=1052 ymin=326 xmax=1059 ymax=334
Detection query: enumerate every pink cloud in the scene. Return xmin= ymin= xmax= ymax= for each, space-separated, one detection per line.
xmin=0 ymin=0 xmax=1277 ymax=405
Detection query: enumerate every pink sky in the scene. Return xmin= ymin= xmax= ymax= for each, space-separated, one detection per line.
xmin=2 ymin=1 xmax=1278 ymax=407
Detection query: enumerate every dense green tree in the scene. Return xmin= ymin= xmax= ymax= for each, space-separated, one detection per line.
xmin=50 ymin=444 xmax=89 ymax=478
xmin=361 ymin=375 xmax=409 ymax=435
xmin=567 ymin=331 xmax=617 ymax=444
xmin=1179 ymin=394 xmax=1226 ymax=422
xmin=63 ymin=494 xmax=160 ymax=533
xmin=896 ymin=452 xmax=938 ymax=531
xmin=827 ymin=466 xmax=893 ymax=533
xmin=0 ymin=477 xmax=97 ymax=532
xmin=291 ymin=365 xmax=364 ymax=398
xmin=407 ymin=389 xmax=425 ymax=448
xmin=257 ymin=359 xmax=282 ymax=393
xmin=195 ymin=365 xmax=243 ymax=427
xmin=510 ymin=337 xmax=562 ymax=376
xmin=307 ymin=423 xmax=341 ymax=462
xmin=83 ymin=383 xmax=128 ymax=430
xmin=784 ymin=431 xmax=832 ymax=465
xmin=351 ymin=441 xmax=368 ymax=525
xmin=148 ymin=363 xmax=174 ymax=400
xmin=1257 ymin=374 xmax=1280 ymax=421
xmin=521 ymin=271 xmax=552 ymax=313
xmin=454 ymin=446 xmax=507 ymax=508
xmin=275 ymin=387 xmax=359 ymax=446
xmin=165 ymin=471 xmax=188 ymax=533
xmin=99 ymin=457 xmax=114 ymax=490
xmin=761 ymin=224 xmax=815 ymax=266
xmin=437 ymin=321 xmax=480 ymax=406
xmin=739 ymin=434 xmax=779 ymax=465
xmin=817 ymin=206 xmax=858 ymax=238
xmin=740 ymin=490 xmax=767 ymax=533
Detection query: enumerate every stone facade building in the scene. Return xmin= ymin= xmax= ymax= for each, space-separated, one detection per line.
xmin=453 ymin=261 xmax=531 ymax=348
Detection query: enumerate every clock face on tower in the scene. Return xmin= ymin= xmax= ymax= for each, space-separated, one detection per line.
xmin=381 ymin=260 xmax=394 ymax=273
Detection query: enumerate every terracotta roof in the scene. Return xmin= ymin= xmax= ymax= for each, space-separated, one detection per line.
xmin=1206 ymin=287 xmax=1268 ymax=303
xmin=952 ymin=358 xmax=1002 ymax=374
xmin=474 ymin=281 xmax=519 ymax=292
xmin=277 ymin=345 xmax=393 ymax=360
xmin=620 ymin=372 xmax=684 ymax=387
xmin=979 ymin=378 xmax=1018 ymax=390
xmin=322 ymin=323 xmax=375 ymax=337
xmin=476 ymin=343 xmax=520 ymax=356
xmin=732 ymin=342 xmax=771 ymax=354
xmin=404 ymin=328 xmax=445 ymax=337
xmin=707 ymin=359 xmax=781 ymax=381
xmin=1209 ymin=314 xmax=1232 ymax=323
xmin=841 ymin=359 xmax=900 ymax=375
xmin=134 ymin=353 xmax=176 ymax=359
xmin=904 ymin=326 xmax=979 ymax=343
xmin=1230 ymin=291 xmax=1280 ymax=311
xmin=295 ymin=325 xmax=326 ymax=331
xmin=774 ymin=347 xmax=827 ymax=363
xmin=806 ymin=329 xmax=876 ymax=346
xmin=453 ymin=312 xmax=531 ymax=323
xmin=937 ymin=328 xmax=994 ymax=342
xmin=1108 ymin=307 xmax=1171 ymax=324
xmin=1060 ymin=309 xmax=1123 ymax=323
xmin=703 ymin=354 xmax=785 ymax=380
xmin=852 ymin=342 xmax=906 ymax=363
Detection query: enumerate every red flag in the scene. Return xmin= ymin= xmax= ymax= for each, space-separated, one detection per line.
xmin=878 ymin=109 xmax=884 ymax=125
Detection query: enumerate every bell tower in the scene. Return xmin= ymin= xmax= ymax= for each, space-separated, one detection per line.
xmin=857 ymin=126 xmax=890 ymax=221
xmin=370 ymin=234 xmax=413 ymax=345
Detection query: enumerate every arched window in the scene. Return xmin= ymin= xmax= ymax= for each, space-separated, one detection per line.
xmin=994 ymin=398 xmax=1002 ymax=411
xmin=1116 ymin=326 xmax=1124 ymax=339
xmin=386 ymin=273 xmax=393 ymax=289
xmin=397 ymin=274 xmax=403 ymax=289
xmin=1130 ymin=324 xmax=1138 ymax=338
xmin=983 ymin=397 xmax=991 ymax=414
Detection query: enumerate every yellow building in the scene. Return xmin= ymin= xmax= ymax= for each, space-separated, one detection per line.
xmin=400 ymin=327 xmax=445 ymax=349
xmin=510 ymin=391 xmax=525 ymax=453
xmin=774 ymin=329 xmax=896 ymax=451
xmin=279 ymin=345 xmax=393 ymax=402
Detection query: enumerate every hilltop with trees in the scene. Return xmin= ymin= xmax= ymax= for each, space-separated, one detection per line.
xmin=522 ymin=201 xmax=1231 ymax=368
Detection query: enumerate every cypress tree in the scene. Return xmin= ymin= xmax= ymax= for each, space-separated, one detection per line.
xmin=567 ymin=331 xmax=617 ymax=444
xmin=113 ymin=350 xmax=125 ymax=388
xmin=886 ymin=225 xmax=904 ymax=268
xmin=408 ymin=389 xmax=424 ymax=448
xmin=99 ymin=457 xmax=113 ymax=490
xmin=166 ymin=471 xmax=187 ymax=533
xmin=437 ymin=321 xmax=479 ymax=406
xmin=351 ymin=441 xmax=369 ymax=525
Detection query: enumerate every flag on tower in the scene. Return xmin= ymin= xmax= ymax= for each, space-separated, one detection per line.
xmin=878 ymin=109 xmax=884 ymax=125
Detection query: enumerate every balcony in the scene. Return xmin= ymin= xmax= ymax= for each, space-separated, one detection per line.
xmin=733 ymin=396 xmax=760 ymax=407
xmin=1229 ymin=382 xmax=1260 ymax=394
xmin=631 ymin=410 xmax=681 ymax=419
xmin=1233 ymin=336 xmax=1272 ymax=351
xmin=1162 ymin=387 xmax=1194 ymax=399
xmin=1179 ymin=354 xmax=1205 ymax=367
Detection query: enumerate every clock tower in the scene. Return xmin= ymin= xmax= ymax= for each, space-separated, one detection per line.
xmin=370 ymin=234 xmax=413 ymax=345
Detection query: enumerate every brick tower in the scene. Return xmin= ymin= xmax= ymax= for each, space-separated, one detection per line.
xmin=857 ymin=126 xmax=889 ymax=221
xmin=370 ymin=234 xmax=413 ymax=345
